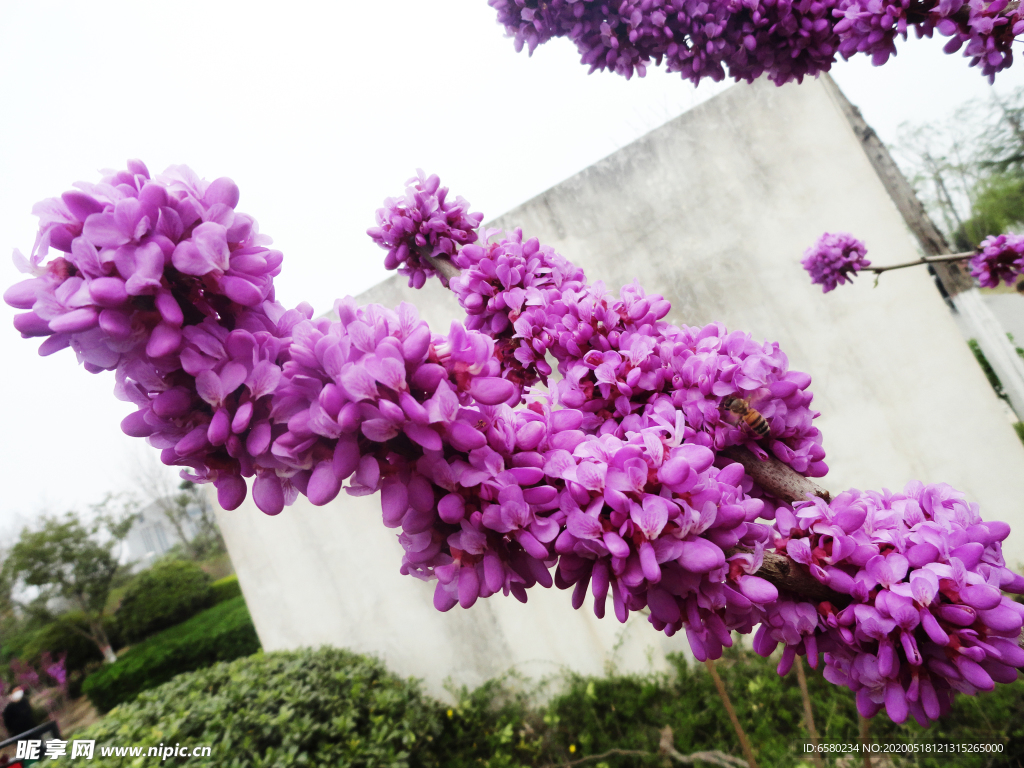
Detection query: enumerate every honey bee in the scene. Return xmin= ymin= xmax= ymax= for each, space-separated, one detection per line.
xmin=721 ymin=396 xmax=770 ymax=439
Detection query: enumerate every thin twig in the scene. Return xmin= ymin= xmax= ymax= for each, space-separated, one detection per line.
xmin=422 ymin=252 xmax=461 ymax=285
xmin=539 ymin=747 xmax=653 ymax=767
xmin=865 ymin=250 xmax=974 ymax=275
xmin=660 ymin=727 xmax=750 ymax=767
xmin=794 ymin=657 xmax=824 ymax=768
xmin=705 ymin=659 xmax=759 ymax=768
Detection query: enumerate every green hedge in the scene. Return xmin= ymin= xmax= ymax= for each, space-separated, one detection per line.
xmin=76 ymin=643 xmax=1024 ymax=767
xmin=76 ymin=648 xmax=445 ymax=767
xmin=116 ymin=559 xmax=213 ymax=643
xmin=210 ymin=574 xmax=242 ymax=605
xmin=83 ymin=596 xmax=259 ymax=712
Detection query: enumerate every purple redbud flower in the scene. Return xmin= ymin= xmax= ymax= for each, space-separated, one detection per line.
xmin=802 ymin=232 xmax=870 ymax=292
xmin=490 ymin=0 xmax=1022 ymax=86
xmin=968 ymin=233 xmax=1024 ymax=288
xmin=367 ymin=170 xmax=484 ymax=288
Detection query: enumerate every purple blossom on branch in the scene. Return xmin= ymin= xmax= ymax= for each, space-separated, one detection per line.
xmin=488 ymin=0 xmax=1024 ymax=85
xmin=801 ymin=232 xmax=871 ymax=292
xmin=367 ymin=170 xmax=484 ymax=289
xmin=968 ymin=232 xmax=1024 ymax=287
xmin=764 ymin=483 xmax=1024 ymax=725
xmin=6 ymin=165 xmax=1024 ymax=727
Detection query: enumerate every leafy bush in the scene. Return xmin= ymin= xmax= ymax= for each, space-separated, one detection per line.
xmin=77 ymin=647 xmax=446 ymax=767
xmin=210 ymin=574 xmax=242 ymax=605
xmin=432 ymin=675 xmax=545 ymax=768
xmin=116 ymin=560 xmax=213 ymax=644
xmin=76 ymin=642 xmax=1024 ymax=767
xmin=83 ymin=596 xmax=259 ymax=712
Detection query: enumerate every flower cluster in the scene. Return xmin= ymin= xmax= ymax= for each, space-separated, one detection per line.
xmin=968 ymin=232 xmax=1024 ymax=287
xmin=2 ymin=162 xmax=308 ymax=510
xmin=489 ymin=0 xmax=842 ymax=85
xmin=449 ymin=228 xmax=590 ymax=385
xmin=443 ymin=218 xmax=827 ymax=480
xmin=549 ymin=412 xmax=782 ymax=661
xmin=801 ymin=232 xmax=870 ymax=292
xmin=367 ymin=170 xmax=484 ymax=289
xmin=8 ymin=167 xmax=1024 ymax=726
xmin=488 ymin=0 xmax=1024 ymax=85
xmin=761 ymin=482 xmax=1024 ymax=725
xmin=835 ymin=0 xmax=1024 ymax=80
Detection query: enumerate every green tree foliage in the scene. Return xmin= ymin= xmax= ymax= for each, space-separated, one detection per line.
xmin=897 ymin=88 xmax=1024 ymax=252
xmin=115 ymin=559 xmax=213 ymax=644
xmin=3 ymin=611 xmax=121 ymax=675
xmin=83 ymin=596 xmax=260 ymax=712
xmin=3 ymin=503 xmax=135 ymax=664
xmin=953 ymin=172 xmax=1024 ymax=251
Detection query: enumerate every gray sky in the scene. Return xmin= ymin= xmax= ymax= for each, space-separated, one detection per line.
xmin=2 ymin=0 xmax=1023 ymax=534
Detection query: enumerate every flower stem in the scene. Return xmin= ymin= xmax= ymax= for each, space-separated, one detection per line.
xmin=866 ymin=251 xmax=974 ymax=275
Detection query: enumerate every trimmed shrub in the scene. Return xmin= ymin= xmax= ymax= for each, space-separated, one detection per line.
xmin=209 ymin=574 xmax=242 ymax=605
xmin=83 ymin=596 xmax=259 ymax=712
xmin=76 ymin=647 xmax=445 ymax=767
xmin=116 ymin=559 xmax=213 ymax=644
xmin=76 ymin=643 xmax=1024 ymax=767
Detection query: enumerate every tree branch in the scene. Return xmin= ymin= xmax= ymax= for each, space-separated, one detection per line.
xmin=794 ymin=657 xmax=825 ymax=768
xmin=422 ymin=252 xmax=461 ymax=286
xmin=753 ymin=550 xmax=848 ymax=605
xmin=719 ymin=447 xmax=830 ymax=504
xmin=865 ymin=251 xmax=975 ymax=275
xmin=705 ymin=660 xmax=759 ymax=768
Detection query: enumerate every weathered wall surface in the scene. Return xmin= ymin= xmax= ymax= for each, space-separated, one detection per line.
xmin=216 ymin=77 xmax=1024 ymax=699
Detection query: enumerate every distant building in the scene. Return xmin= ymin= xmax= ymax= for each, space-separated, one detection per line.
xmin=121 ymin=499 xmax=204 ymax=569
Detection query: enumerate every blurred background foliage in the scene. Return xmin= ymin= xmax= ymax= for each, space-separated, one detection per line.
xmin=73 ymin=642 xmax=1024 ymax=767
xmin=896 ymin=86 xmax=1024 ymax=253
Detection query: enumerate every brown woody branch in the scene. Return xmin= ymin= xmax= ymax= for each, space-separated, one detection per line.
xmin=719 ymin=447 xmax=830 ymax=504
xmin=752 ymin=550 xmax=847 ymax=605
xmin=422 ymin=252 xmax=461 ymax=285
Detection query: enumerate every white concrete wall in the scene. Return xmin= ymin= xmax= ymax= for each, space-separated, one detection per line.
xmin=953 ymin=289 xmax=1024 ymax=421
xmin=216 ymin=77 xmax=1024 ymax=699
xmin=985 ymin=291 xmax=1024 ymax=345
